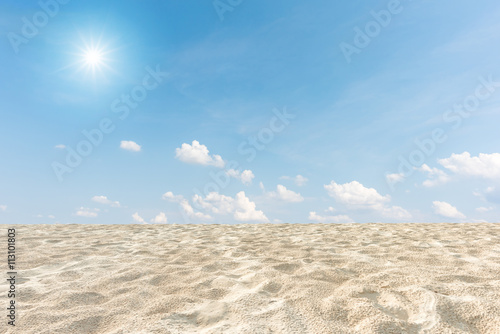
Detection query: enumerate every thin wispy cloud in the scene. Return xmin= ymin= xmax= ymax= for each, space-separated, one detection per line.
xmin=91 ymin=195 xmax=121 ymax=207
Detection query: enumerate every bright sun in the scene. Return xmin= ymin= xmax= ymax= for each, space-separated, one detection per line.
xmin=65 ymin=34 xmax=115 ymax=80
xmin=84 ymin=49 xmax=103 ymax=66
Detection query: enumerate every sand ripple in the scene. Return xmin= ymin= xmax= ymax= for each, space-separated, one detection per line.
xmin=1 ymin=223 xmax=500 ymax=333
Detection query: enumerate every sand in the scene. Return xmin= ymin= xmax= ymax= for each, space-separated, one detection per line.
xmin=1 ymin=223 xmax=500 ymax=334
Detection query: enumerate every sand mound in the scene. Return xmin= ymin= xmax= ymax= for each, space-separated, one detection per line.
xmin=1 ymin=223 xmax=499 ymax=333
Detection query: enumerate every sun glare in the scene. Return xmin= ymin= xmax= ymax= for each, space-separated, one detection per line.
xmin=64 ymin=34 xmax=116 ymax=80
xmin=84 ymin=49 xmax=103 ymax=66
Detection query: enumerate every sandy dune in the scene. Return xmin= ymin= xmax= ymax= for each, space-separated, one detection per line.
xmin=1 ymin=223 xmax=500 ymax=333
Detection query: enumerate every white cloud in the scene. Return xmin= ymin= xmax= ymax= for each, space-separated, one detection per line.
xmin=0 ymin=205 xmax=6 ymax=212
xmin=75 ymin=207 xmax=99 ymax=218
xmin=324 ymin=180 xmax=411 ymax=220
xmin=151 ymin=212 xmax=167 ymax=224
xmin=308 ymin=211 xmax=353 ymax=223
xmin=280 ymin=175 xmax=308 ymax=186
xmin=439 ymin=152 xmax=500 ymax=179
xmin=120 ymin=140 xmax=142 ymax=152
xmin=193 ymin=191 xmax=269 ymax=222
xmin=476 ymin=206 xmax=493 ymax=213
xmin=385 ymin=173 xmax=405 ymax=184
xmin=380 ymin=206 xmax=412 ymax=220
xmin=48 ymin=215 xmax=55 ymax=219
xmin=132 ymin=212 xmax=146 ymax=224
xmin=54 ymin=144 xmax=66 ymax=149
xmin=325 ymin=180 xmax=390 ymax=208
xmin=91 ymin=195 xmax=121 ymax=207
xmin=432 ymin=201 xmax=466 ymax=219
xmin=163 ymin=191 xmax=212 ymax=221
xmin=175 ymin=140 xmax=224 ymax=167
xmin=418 ymin=164 xmax=450 ymax=187
xmin=267 ymin=184 xmax=304 ymax=202
xmin=234 ymin=192 xmax=269 ymax=222
xmin=226 ymin=169 xmax=255 ymax=185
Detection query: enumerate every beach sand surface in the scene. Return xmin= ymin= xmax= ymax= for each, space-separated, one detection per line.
xmin=1 ymin=223 xmax=500 ymax=334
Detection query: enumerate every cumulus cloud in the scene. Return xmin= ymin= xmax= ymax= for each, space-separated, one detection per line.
xmin=175 ymin=140 xmax=224 ymax=167
xmin=280 ymin=175 xmax=308 ymax=186
xmin=267 ymin=184 xmax=304 ymax=202
xmin=120 ymin=140 xmax=142 ymax=152
xmin=132 ymin=212 xmax=146 ymax=224
xmin=418 ymin=164 xmax=450 ymax=187
xmin=308 ymin=211 xmax=353 ymax=223
xmin=91 ymin=195 xmax=121 ymax=207
xmin=432 ymin=201 xmax=466 ymax=219
xmin=226 ymin=169 xmax=255 ymax=185
xmin=151 ymin=212 xmax=167 ymax=224
xmin=163 ymin=191 xmax=212 ymax=221
xmin=75 ymin=207 xmax=99 ymax=218
xmin=325 ymin=180 xmax=390 ymax=208
xmin=193 ymin=191 xmax=269 ymax=222
xmin=54 ymin=144 xmax=66 ymax=149
xmin=0 ymin=205 xmax=6 ymax=212
xmin=324 ymin=180 xmax=411 ymax=220
xmin=439 ymin=152 xmax=500 ymax=179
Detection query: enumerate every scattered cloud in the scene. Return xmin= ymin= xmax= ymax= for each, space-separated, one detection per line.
xmin=325 ymin=180 xmax=390 ymax=208
xmin=476 ymin=206 xmax=493 ymax=213
xmin=267 ymin=184 xmax=304 ymax=202
xmin=175 ymin=140 xmax=224 ymax=167
xmin=439 ymin=152 xmax=500 ymax=179
xmin=132 ymin=212 xmax=146 ymax=224
xmin=380 ymin=206 xmax=413 ymax=220
xmin=280 ymin=175 xmax=308 ymax=186
xmin=308 ymin=211 xmax=353 ymax=223
xmin=432 ymin=201 xmax=466 ymax=219
xmin=54 ymin=144 xmax=66 ymax=149
xmin=0 ymin=205 xmax=6 ymax=212
xmin=418 ymin=164 xmax=450 ymax=187
xmin=91 ymin=195 xmax=121 ymax=207
xmin=36 ymin=214 xmax=56 ymax=219
xmin=151 ymin=212 xmax=167 ymax=224
xmin=324 ymin=180 xmax=411 ymax=220
xmin=226 ymin=169 xmax=255 ymax=185
xmin=75 ymin=207 xmax=99 ymax=218
xmin=163 ymin=191 xmax=212 ymax=221
xmin=386 ymin=173 xmax=405 ymax=185
xmin=193 ymin=191 xmax=269 ymax=222
xmin=120 ymin=140 xmax=142 ymax=152
xmin=484 ymin=186 xmax=500 ymax=204
xmin=473 ymin=186 xmax=500 ymax=204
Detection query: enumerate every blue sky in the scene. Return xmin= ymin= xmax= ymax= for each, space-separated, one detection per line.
xmin=1 ymin=0 xmax=500 ymax=224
